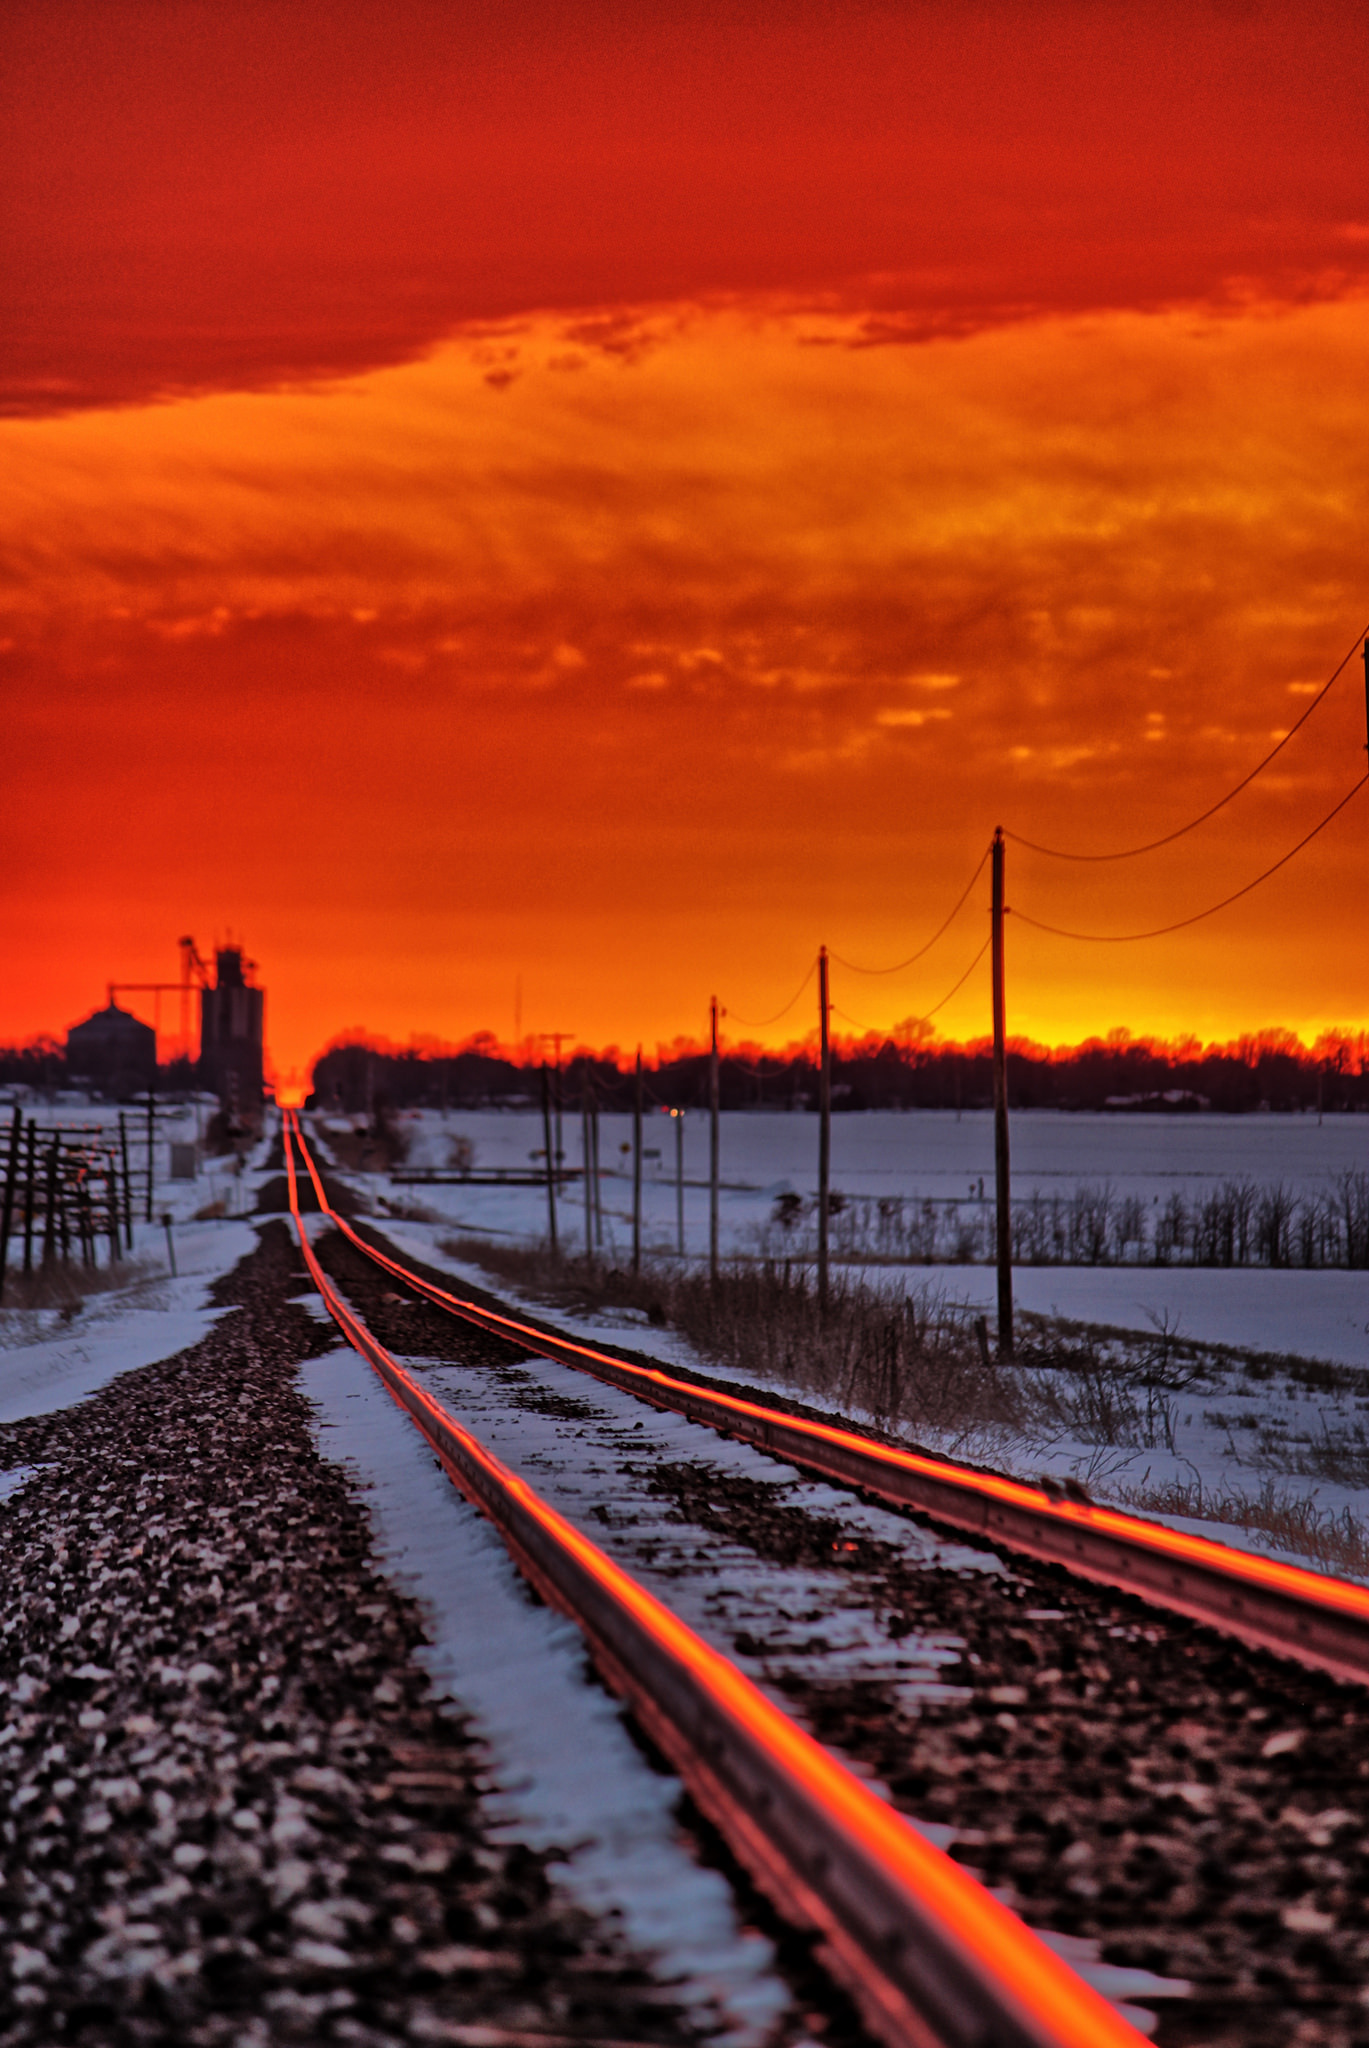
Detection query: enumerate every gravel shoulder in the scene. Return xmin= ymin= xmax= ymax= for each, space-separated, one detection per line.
xmin=0 ymin=1220 xmax=714 ymax=2048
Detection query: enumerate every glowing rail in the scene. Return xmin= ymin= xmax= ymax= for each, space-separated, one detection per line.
xmin=293 ymin=1115 xmax=1369 ymax=1689
xmin=282 ymin=1112 xmax=1142 ymax=2048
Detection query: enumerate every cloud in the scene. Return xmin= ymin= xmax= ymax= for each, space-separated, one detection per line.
xmin=5 ymin=292 xmax=1369 ymax=1066
xmin=5 ymin=1 xmax=1369 ymax=416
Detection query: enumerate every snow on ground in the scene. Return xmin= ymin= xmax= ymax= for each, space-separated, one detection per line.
xmin=299 ymin=1343 xmax=811 ymax=2047
xmin=299 ymin=1303 xmax=1187 ymax=2033
xmin=391 ymin=1101 xmax=1369 ymax=1203
xmin=366 ymin=1104 xmax=1369 ymax=1356
xmin=354 ymin=1151 xmax=1369 ymax=1585
xmin=0 ymin=1097 xmax=277 ymax=1420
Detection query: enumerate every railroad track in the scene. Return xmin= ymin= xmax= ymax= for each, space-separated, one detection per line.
xmin=282 ymin=1111 xmax=1142 ymax=2048
xmin=291 ymin=1116 xmax=1369 ymax=1692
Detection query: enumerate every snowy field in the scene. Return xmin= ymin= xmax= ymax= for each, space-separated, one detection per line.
xmin=356 ymin=1105 xmax=1369 ymax=1369
xmin=314 ymin=1106 xmax=1369 ymax=1584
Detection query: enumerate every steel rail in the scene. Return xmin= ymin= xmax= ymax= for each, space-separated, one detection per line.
xmin=294 ymin=1117 xmax=1369 ymax=1689
xmin=282 ymin=1112 xmax=1142 ymax=2048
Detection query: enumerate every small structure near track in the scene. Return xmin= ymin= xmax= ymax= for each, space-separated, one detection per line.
xmin=65 ymin=1001 xmax=156 ymax=1096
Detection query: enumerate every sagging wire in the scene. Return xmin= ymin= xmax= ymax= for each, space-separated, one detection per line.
xmin=830 ymin=844 xmax=991 ymax=975
xmin=1013 ymin=773 xmax=1369 ymax=943
xmin=724 ymin=956 xmax=818 ymax=1030
xmin=1005 ymin=621 xmax=1369 ymax=863
xmin=830 ymin=936 xmax=990 ymax=1038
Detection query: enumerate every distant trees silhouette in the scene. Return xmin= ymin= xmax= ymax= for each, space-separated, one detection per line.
xmin=302 ymin=1027 xmax=1369 ymax=1118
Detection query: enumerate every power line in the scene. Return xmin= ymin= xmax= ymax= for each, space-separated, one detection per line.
xmin=1004 ymin=621 xmax=1369 ymax=863
xmin=831 ymin=844 xmax=991 ymax=975
xmin=830 ymin=1002 xmax=877 ymax=1034
xmin=724 ymin=957 xmax=818 ymax=1030
xmin=1013 ymin=772 xmax=1368 ymax=943
xmin=920 ymin=935 xmax=991 ymax=1020
xmin=832 ymin=938 xmax=991 ymax=1036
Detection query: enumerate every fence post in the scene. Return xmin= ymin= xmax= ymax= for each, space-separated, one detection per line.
xmin=106 ymin=1160 xmax=121 ymax=1264
xmin=145 ymin=1083 xmax=155 ymax=1223
xmin=58 ymin=1156 xmax=72 ymax=1265
xmin=22 ymin=1120 xmax=37 ymax=1275
xmin=41 ymin=1137 xmax=59 ymax=1269
xmin=119 ymin=1113 xmax=134 ymax=1250
xmin=0 ymin=1109 xmax=21 ymax=1304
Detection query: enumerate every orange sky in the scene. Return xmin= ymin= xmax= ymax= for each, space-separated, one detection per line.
xmin=5 ymin=1 xmax=1369 ymax=1091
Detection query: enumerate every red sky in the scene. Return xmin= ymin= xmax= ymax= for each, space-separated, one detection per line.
xmin=5 ymin=1 xmax=1369 ymax=1090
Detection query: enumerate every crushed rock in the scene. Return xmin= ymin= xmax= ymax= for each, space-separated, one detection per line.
xmin=0 ymin=1221 xmax=708 ymax=2047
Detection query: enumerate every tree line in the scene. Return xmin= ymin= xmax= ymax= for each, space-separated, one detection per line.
xmin=305 ymin=1025 xmax=1369 ymax=1119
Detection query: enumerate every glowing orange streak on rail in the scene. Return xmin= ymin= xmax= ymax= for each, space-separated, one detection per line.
xmin=282 ymin=1111 xmax=1143 ymax=2048
xmin=291 ymin=1121 xmax=1369 ymax=1631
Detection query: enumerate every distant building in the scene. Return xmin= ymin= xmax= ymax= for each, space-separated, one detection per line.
xmin=66 ymin=1002 xmax=156 ymax=1096
xmin=199 ymin=947 xmax=265 ymax=1109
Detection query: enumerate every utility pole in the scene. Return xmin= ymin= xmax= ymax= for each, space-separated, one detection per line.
xmin=540 ymin=1062 xmax=559 ymax=1255
xmin=709 ymin=998 xmax=720 ymax=1284
xmin=539 ymin=1032 xmax=574 ymax=1172
xmin=674 ymin=1110 xmax=685 ymax=1256
xmin=632 ymin=1048 xmax=643 ymax=1274
xmin=106 ymin=1159 xmax=121 ymax=1265
xmin=817 ymin=946 xmax=831 ymax=1315
xmin=592 ymin=1092 xmax=604 ymax=1248
xmin=582 ymin=1068 xmax=594 ymax=1262
xmin=992 ymin=827 xmax=1013 ymax=1356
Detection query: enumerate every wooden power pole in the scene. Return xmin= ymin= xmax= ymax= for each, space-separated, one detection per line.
xmin=581 ymin=1069 xmax=594 ymax=1262
xmin=991 ymin=827 xmax=1013 ymax=1356
xmin=540 ymin=1062 xmax=558 ymax=1255
xmin=709 ymin=997 xmax=720 ymax=1284
xmin=674 ymin=1110 xmax=685 ymax=1256
xmin=817 ymin=946 xmax=831 ymax=1315
xmin=632 ymin=1047 xmax=643 ymax=1274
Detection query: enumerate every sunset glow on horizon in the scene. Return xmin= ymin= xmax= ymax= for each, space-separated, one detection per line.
xmin=7 ymin=2 xmax=1369 ymax=1091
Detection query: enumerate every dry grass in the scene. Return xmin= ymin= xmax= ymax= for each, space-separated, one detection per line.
xmin=1119 ymin=1475 xmax=1369 ymax=1580
xmin=0 ymin=1254 xmax=161 ymax=1324
xmin=445 ymin=1239 xmax=1227 ymax=1453
xmin=440 ymin=1239 xmax=1029 ymax=1444
xmin=439 ymin=1236 xmax=1369 ymax=1579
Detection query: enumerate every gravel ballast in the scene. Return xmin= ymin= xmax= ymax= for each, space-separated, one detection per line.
xmin=0 ymin=1221 xmax=710 ymax=2048
xmin=310 ymin=1216 xmax=1369 ymax=2048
